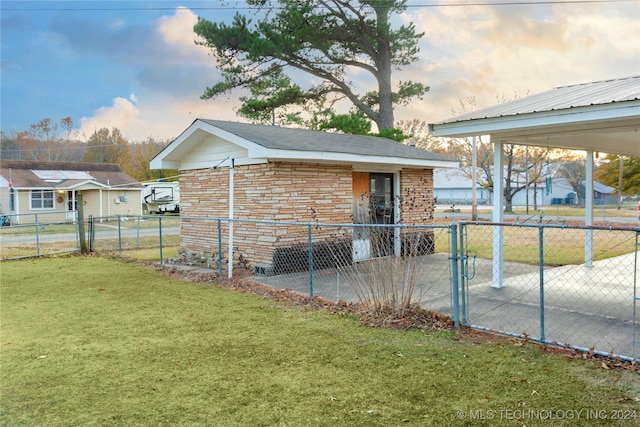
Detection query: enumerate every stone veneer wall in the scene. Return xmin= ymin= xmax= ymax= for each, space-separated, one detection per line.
xmin=178 ymin=161 xmax=353 ymax=267
xmin=399 ymin=168 xmax=435 ymax=224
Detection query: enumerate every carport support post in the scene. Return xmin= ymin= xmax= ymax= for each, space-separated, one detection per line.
xmin=585 ymin=151 xmax=594 ymax=267
xmin=492 ymin=141 xmax=505 ymax=288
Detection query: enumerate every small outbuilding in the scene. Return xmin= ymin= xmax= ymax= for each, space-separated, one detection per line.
xmin=151 ymin=119 xmax=458 ymax=273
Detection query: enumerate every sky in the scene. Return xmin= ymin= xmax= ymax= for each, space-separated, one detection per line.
xmin=1 ymin=0 xmax=639 ymax=142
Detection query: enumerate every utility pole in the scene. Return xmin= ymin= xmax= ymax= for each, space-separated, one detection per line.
xmin=525 ymin=146 xmax=529 ymax=214
xmin=617 ymin=155 xmax=624 ymax=210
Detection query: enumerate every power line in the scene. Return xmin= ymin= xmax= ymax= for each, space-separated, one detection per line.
xmin=2 ymin=0 xmax=636 ymax=11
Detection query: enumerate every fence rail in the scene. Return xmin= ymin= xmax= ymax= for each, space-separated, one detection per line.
xmin=1 ymin=213 xmax=638 ymax=360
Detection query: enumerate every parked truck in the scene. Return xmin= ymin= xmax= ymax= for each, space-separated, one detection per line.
xmin=142 ymin=181 xmax=180 ymax=214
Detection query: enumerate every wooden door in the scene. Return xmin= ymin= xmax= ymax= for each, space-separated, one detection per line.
xmin=352 ymin=172 xmax=370 ymax=224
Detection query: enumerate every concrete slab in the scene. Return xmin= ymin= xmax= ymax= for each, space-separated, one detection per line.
xmin=250 ymin=252 xmax=639 ymax=360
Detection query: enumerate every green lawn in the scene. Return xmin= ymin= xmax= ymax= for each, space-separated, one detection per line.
xmin=1 ymin=257 xmax=638 ymax=426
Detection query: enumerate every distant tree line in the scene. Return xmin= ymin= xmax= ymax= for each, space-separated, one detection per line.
xmin=1 ymin=117 xmax=177 ymax=183
xmin=2 ymin=116 xmax=638 ymax=209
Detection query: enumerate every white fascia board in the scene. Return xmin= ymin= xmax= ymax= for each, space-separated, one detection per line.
xmin=263 ymin=149 xmax=459 ymax=169
xmin=431 ymin=102 xmax=640 ymax=138
xmin=177 ymin=157 xmax=268 ymax=171
xmin=151 ymin=120 xmax=268 ymax=170
xmin=150 ymin=159 xmax=180 ymax=169
xmin=150 ymin=119 xmax=202 ymax=166
xmin=63 ymin=181 xmax=110 ymax=190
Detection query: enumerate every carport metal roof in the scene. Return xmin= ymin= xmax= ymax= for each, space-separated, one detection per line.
xmin=429 ymin=75 xmax=640 ymax=157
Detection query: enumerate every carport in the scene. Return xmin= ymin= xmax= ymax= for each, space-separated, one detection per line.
xmin=429 ymin=75 xmax=640 ymax=288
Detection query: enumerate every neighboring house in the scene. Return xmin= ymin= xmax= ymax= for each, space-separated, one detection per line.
xmin=578 ymin=181 xmax=617 ymax=206
xmin=433 ymin=169 xmax=491 ymax=206
xmin=0 ymin=160 xmax=144 ymax=224
xmin=151 ymin=119 xmax=458 ymax=272
xmin=435 ymin=168 xmax=615 ymax=207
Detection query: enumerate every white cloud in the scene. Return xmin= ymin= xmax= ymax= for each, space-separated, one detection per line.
xmin=156 ymin=6 xmax=212 ymax=65
xmin=79 ymin=97 xmax=141 ymax=139
xmin=79 ymin=93 xmax=241 ymax=142
xmin=75 ymin=3 xmax=640 ymax=141
xmin=108 ymin=18 xmax=124 ymax=30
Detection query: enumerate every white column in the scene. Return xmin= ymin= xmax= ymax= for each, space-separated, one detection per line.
xmin=471 ymin=136 xmax=478 ymax=221
xmin=585 ymin=151 xmax=594 ymax=267
xmin=492 ymin=141 xmax=504 ymax=288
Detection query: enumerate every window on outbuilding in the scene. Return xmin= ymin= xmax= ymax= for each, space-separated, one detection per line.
xmin=31 ymin=190 xmax=54 ymax=209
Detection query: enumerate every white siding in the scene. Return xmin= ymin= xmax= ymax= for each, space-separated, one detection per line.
xmin=179 ymin=135 xmax=249 ymax=170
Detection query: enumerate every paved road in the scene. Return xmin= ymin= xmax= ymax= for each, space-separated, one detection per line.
xmin=435 ymin=211 xmax=640 ymax=225
xmin=1 ymin=226 xmax=180 ymax=244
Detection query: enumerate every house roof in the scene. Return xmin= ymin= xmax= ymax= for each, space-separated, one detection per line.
xmin=583 ymin=181 xmax=616 ymax=195
xmin=151 ymin=119 xmax=459 ymax=170
xmin=429 ymin=76 xmax=640 ymax=157
xmin=433 ymin=169 xmax=481 ymax=189
xmin=0 ymin=160 xmax=144 ymax=190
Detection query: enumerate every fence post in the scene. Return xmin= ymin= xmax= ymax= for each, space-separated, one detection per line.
xmin=77 ymin=193 xmax=87 ymax=254
xmin=117 ymin=215 xmax=122 ymax=256
xmin=88 ymin=215 xmax=94 ymax=252
xmin=450 ymin=222 xmax=460 ymax=328
xmin=308 ymin=223 xmax=314 ymax=297
xmin=90 ymin=215 xmax=95 ymax=251
xmin=158 ymin=216 xmax=163 ymax=265
xmin=35 ymin=213 xmax=40 ymax=256
xmin=217 ymin=219 xmax=223 ymax=278
xmin=458 ymin=222 xmax=467 ymax=325
xmin=539 ymin=225 xmax=545 ymax=342
xmin=136 ymin=216 xmax=141 ymax=249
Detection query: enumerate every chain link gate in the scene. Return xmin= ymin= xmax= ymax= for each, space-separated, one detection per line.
xmin=455 ymin=221 xmax=640 ymax=362
xmin=633 ymin=229 xmax=640 ymax=360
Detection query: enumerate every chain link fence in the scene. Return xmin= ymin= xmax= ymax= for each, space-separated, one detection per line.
xmin=458 ymin=221 xmax=639 ymax=360
xmin=0 ymin=212 xmax=180 ymax=261
xmin=0 ymin=211 xmax=79 ymax=259
xmin=1 ymin=212 xmax=638 ymax=360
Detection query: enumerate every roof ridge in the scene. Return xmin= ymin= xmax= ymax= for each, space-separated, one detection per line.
xmin=555 ymin=75 xmax=640 ymax=90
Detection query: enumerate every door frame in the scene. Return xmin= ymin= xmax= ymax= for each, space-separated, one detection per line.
xmin=66 ymin=190 xmax=78 ymax=222
xmin=351 ymin=171 xmax=400 ymax=261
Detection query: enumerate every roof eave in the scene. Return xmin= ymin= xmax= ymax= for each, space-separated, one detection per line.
xmin=263 ymin=149 xmax=459 ymax=169
xmin=430 ymin=101 xmax=640 ymax=138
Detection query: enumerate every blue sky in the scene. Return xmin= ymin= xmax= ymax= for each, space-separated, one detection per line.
xmin=1 ymin=0 xmax=639 ymax=141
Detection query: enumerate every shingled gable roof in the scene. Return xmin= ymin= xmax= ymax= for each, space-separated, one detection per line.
xmin=151 ymin=119 xmax=458 ymax=170
xmin=0 ymin=160 xmax=143 ymax=189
